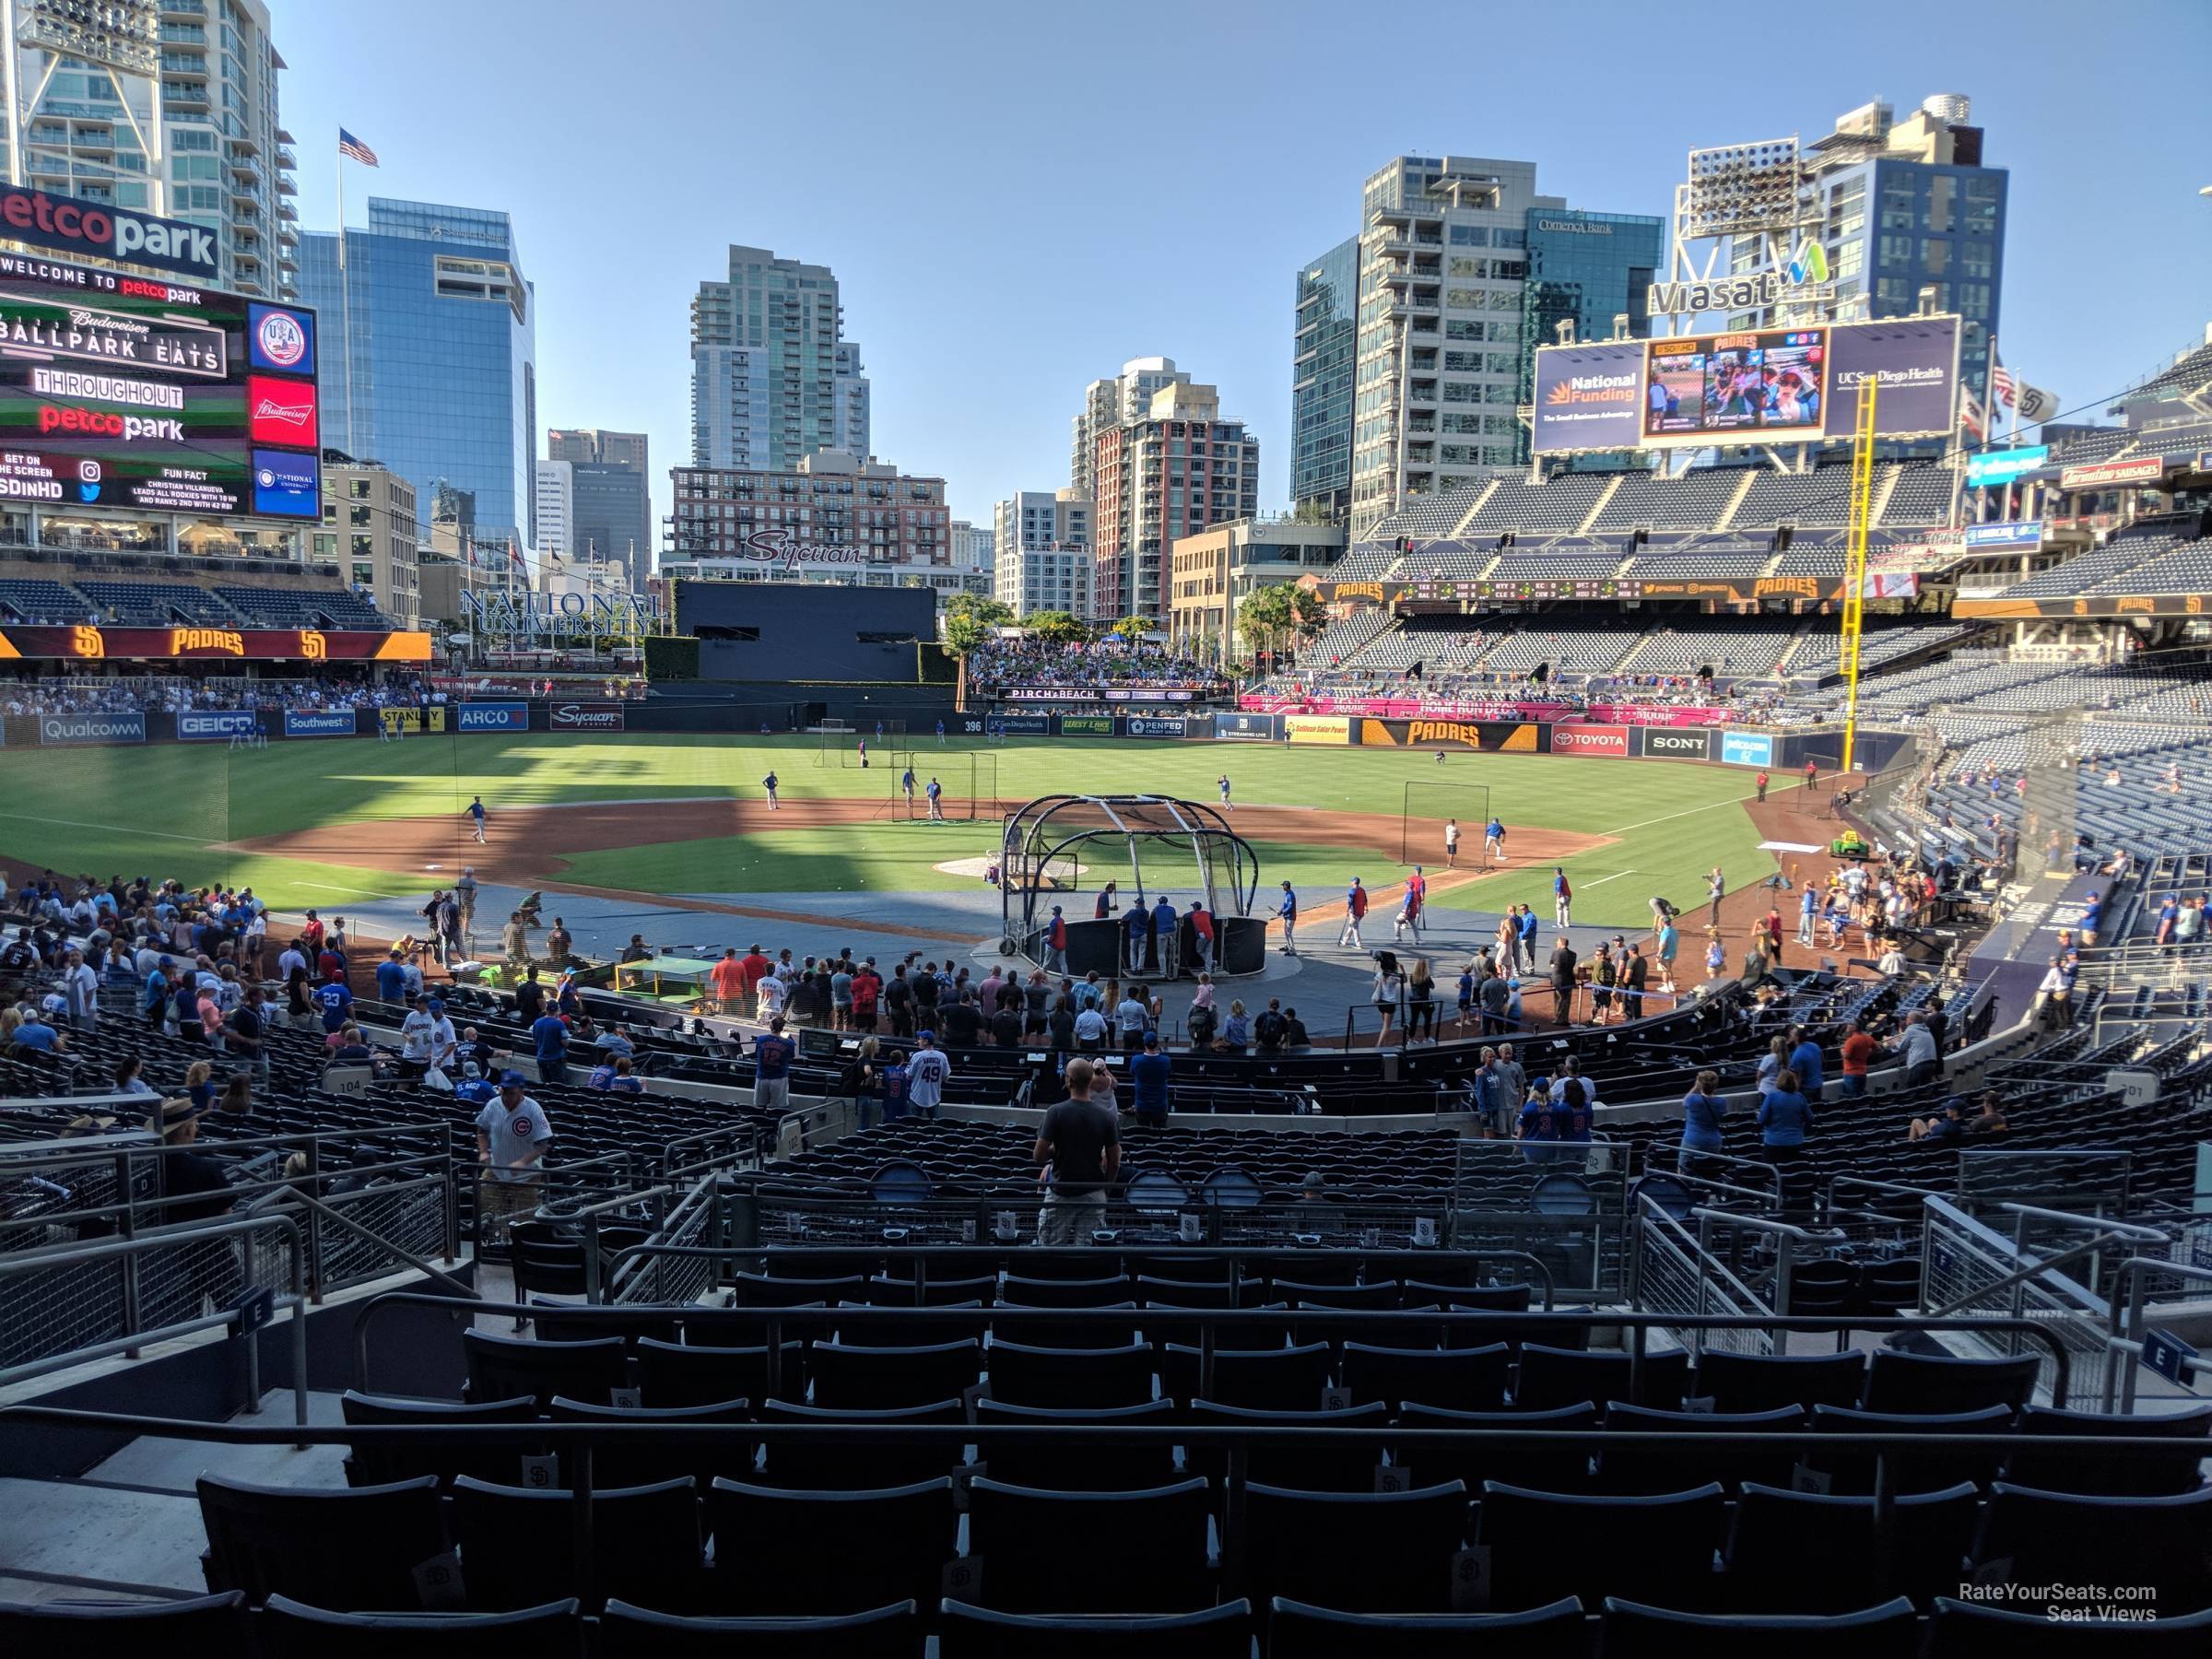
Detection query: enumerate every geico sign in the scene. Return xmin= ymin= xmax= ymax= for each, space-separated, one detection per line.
xmin=549 ymin=702 xmax=624 ymax=731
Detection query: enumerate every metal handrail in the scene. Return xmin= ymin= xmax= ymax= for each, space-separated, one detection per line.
xmin=2105 ymin=1258 xmax=2212 ymax=1411
xmin=0 ymin=1214 xmax=309 ymax=1424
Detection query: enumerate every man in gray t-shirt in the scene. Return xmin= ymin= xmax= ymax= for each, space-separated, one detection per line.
xmin=1036 ymin=1057 xmax=1122 ymax=1244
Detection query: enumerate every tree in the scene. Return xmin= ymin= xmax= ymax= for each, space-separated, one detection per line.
xmin=1289 ymin=499 xmax=1338 ymax=525
xmin=1110 ymin=614 xmax=1155 ymax=641
xmin=1236 ymin=584 xmax=1292 ymax=664
xmin=1287 ymin=585 xmax=1327 ymax=643
xmin=941 ymin=593 xmax=1014 ymax=708
xmin=1025 ymin=609 xmax=1084 ymax=644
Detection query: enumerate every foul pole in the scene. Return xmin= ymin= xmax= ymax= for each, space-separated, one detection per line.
xmin=1839 ymin=375 xmax=1879 ymax=775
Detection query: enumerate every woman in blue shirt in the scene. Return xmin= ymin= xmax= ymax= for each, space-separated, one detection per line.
xmin=1678 ymin=1068 xmax=1728 ymax=1176
xmin=1756 ymin=1068 xmax=1814 ymax=1163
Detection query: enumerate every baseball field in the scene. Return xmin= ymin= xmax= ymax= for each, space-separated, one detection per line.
xmin=0 ymin=731 xmax=1794 ymax=934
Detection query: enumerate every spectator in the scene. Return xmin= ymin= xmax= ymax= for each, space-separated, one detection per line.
xmin=589 ymin=1055 xmax=644 ymax=1094
xmin=530 ymin=1003 xmax=571 ymax=1085
xmin=1218 ymin=999 xmax=1250 ymax=1051
xmin=1838 ymin=1018 xmax=1878 ymax=1098
xmin=907 ymin=1030 xmax=952 ymax=1121
xmin=1406 ymin=959 xmax=1438 ymax=1044
xmin=1548 ymin=935 xmax=1578 ymax=1025
xmin=1787 ymin=1023 xmax=1825 ymax=1094
xmin=473 ymin=1072 xmax=552 ymax=1244
xmin=1371 ymin=954 xmax=1404 ymax=1045
xmin=1034 ymin=1056 xmax=1124 ymax=1243
xmin=1129 ymin=1031 xmax=1171 ymax=1127
xmin=1755 ymin=1034 xmax=1788 ymax=1088
xmin=751 ymin=1017 xmax=795 ymax=1114
xmin=1679 ymin=1068 xmax=1727 ymax=1177
xmin=1909 ymin=1095 xmax=1967 ymax=1144
xmin=1756 ymin=1067 xmax=1814 ymax=1166
xmin=1891 ymin=1012 xmax=1939 ymax=1087
xmin=1073 ymin=997 xmax=1107 ymax=1053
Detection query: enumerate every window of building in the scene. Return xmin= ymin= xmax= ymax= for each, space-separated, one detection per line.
xmin=1449 ymin=225 xmax=1489 ymax=246
xmin=1924 ymin=174 xmax=1956 ymax=233
xmin=1920 ymin=239 xmax=1951 ymax=276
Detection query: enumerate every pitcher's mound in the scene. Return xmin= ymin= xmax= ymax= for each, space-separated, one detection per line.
xmin=935 ymin=855 xmax=1088 ymax=880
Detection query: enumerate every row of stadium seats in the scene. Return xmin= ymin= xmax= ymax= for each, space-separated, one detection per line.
xmin=0 ymin=575 xmax=393 ymax=629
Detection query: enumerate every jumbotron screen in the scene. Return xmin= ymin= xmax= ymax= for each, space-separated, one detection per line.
xmin=1643 ymin=326 xmax=1829 ymax=446
xmin=0 ymin=251 xmax=321 ymax=518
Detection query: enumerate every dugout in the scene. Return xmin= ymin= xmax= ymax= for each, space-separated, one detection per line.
xmin=1000 ymin=794 xmax=1267 ymax=977
xmin=672 ymin=581 xmax=937 ymax=684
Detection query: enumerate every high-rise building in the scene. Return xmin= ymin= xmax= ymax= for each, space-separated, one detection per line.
xmin=992 ymin=489 xmax=1090 ymax=617
xmin=690 ymin=245 xmax=869 ymax=470
xmin=1519 ymin=209 xmax=1663 ymax=461
xmin=1170 ymin=518 xmax=1346 ymax=664
xmin=1787 ymin=94 xmax=2006 ymax=403
xmin=949 ymin=519 xmax=995 ymax=571
xmin=0 ymin=0 xmax=298 ymax=297
xmin=1090 ymin=382 xmax=1258 ymax=622
xmin=298 ymin=199 xmax=538 ymax=545
xmin=313 ymin=458 xmax=420 ymax=625
xmin=548 ymin=428 xmax=653 ymax=582
xmin=1071 ymin=357 xmax=1190 ymax=498
xmin=1345 ymin=156 xmax=1659 ymax=536
xmin=1291 ymin=238 xmax=1359 ymax=524
xmin=534 ymin=460 xmax=573 ymax=557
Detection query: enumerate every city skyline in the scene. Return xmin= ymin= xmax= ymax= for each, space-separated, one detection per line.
xmin=275 ymin=0 xmax=2212 ymax=540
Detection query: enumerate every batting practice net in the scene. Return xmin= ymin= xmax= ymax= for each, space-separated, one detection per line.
xmin=889 ymin=749 xmax=1000 ymax=822
xmin=1400 ymin=781 xmax=1492 ymax=867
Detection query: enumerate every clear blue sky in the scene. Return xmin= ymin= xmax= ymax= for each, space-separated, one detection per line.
xmin=279 ymin=0 xmax=2212 ymax=539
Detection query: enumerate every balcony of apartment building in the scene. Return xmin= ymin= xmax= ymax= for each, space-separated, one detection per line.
xmin=162 ymin=79 xmax=212 ymax=112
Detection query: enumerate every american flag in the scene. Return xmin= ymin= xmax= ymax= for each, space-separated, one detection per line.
xmin=1992 ymin=358 xmax=2017 ymax=409
xmin=337 ymin=129 xmax=380 ymax=167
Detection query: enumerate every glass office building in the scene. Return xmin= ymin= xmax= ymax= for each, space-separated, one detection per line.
xmin=298 ymin=199 xmax=538 ymax=544
xmin=1519 ymin=208 xmax=1663 ymax=462
xmin=1292 ymin=237 xmax=1359 ymax=524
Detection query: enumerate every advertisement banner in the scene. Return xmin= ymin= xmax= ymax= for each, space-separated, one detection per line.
xmin=1637 ymin=727 xmax=1715 ymax=762
xmin=456 ymin=702 xmax=530 ymax=734
xmin=982 ymin=713 xmax=1051 ymax=736
xmin=1122 ymin=715 xmax=1189 ymax=738
xmin=1005 ymin=686 xmax=1206 ymax=704
xmin=178 ymin=709 xmax=258 ymax=742
xmin=1213 ymin=712 xmax=1279 ymax=742
xmin=377 ymin=707 xmax=447 ymax=735
xmin=1284 ymin=714 xmax=1354 ymax=746
xmin=1965 ymin=445 xmax=2049 ymax=488
xmin=548 ymin=701 xmax=626 ymax=732
xmin=1360 ymin=718 xmax=1541 ymax=752
xmin=2059 ymin=455 xmax=2166 ymax=490
xmin=283 ymin=709 xmax=359 ymax=739
xmin=1820 ymin=316 xmax=1961 ymax=442
xmin=1720 ymin=731 xmax=1775 ymax=768
xmin=1962 ymin=520 xmax=2044 ymax=550
xmin=1645 ymin=327 xmax=1830 ymax=449
xmin=1054 ymin=714 xmax=1116 ymax=737
xmin=1547 ymin=724 xmax=1630 ymax=757
xmin=0 ymin=625 xmax=430 ymax=662
xmin=0 ymin=184 xmax=220 ymax=280
xmin=1530 ymin=339 xmax=1646 ymax=454
xmin=39 ymin=711 xmax=144 ymax=746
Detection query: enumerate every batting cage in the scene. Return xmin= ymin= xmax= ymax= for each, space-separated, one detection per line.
xmin=999 ymin=794 xmax=1266 ymax=976
xmin=888 ymin=749 xmax=1000 ymax=822
xmin=1400 ymin=781 xmax=1492 ymax=867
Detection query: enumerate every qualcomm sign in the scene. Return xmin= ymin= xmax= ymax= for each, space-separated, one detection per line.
xmin=1647 ymin=241 xmax=1830 ymax=317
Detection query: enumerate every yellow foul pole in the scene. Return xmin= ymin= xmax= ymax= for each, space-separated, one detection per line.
xmin=1839 ymin=376 xmax=1879 ymax=775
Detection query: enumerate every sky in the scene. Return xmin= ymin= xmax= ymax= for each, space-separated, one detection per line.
xmin=278 ymin=0 xmax=2212 ymax=542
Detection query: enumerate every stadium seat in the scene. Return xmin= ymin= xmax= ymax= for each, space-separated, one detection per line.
xmin=866 ymin=1272 xmax=999 ymax=1306
xmin=1594 ymin=1403 xmax=1805 ymax=1494
xmin=986 ymin=1338 xmax=1156 ymax=1407
xmin=999 ymin=1305 xmax=1143 ymax=1348
xmin=703 ymin=1477 xmax=956 ymax=1615
xmin=1241 ymin=1481 xmax=1470 ymax=1612
xmin=1341 ymin=1339 xmax=1511 ymax=1413
xmin=1515 ymin=1343 xmax=1688 ymax=1410
xmin=937 ymin=1598 xmax=1252 ymax=1657
xmin=1394 ymin=1400 xmax=1597 ymax=1494
xmin=1725 ymin=1480 xmax=1979 ymax=1611
xmin=1133 ymin=1254 xmax=1238 ymax=1284
xmin=998 ymin=1272 xmax=1135 ymax=1308
xmin=546 ymin=1395 xmax=753 ymax=1488
xmin=1804 ymin=1404 xmax=2013 ymax=1494
xmin=0 ymin=1591 xmax=250 ymax=1659
xmin=754 ymin=1398 xmax=967 ymax=1488
xmin=1697 ymin=1349 xmax=1868 ymax=1414
xmin=1862 ymin=1349 xmax=2040 ymax=1415
xmin=1598 ymin=1595 xmax=1920 ymax=1657
xmin=1971 ymin=1482 xmax=2212 ymax=1618
xmin=462 ymin=1330 xmax=628 ymax=1409
xmin=528 ymin=1306 xmax=681 ymax=1347
xmin=449 ymin=1475 xmax=705 ymax=1612
xmin=257 ymin=1595 xmax=583 ymax=1659
xmin=733 ymin=1271 xmax=866 ymax=1307
xmin=1924 ymin=1595 xmax=2212 ymax=1653
xmin=1275 ymin=1277 xmax=1403 ymax=1309
xmin=1164 ymin=1341 xmax=1332 ymax=1409
xmin=965 ymin=1477 xmax=1215 ymax=1612
xmin=1137 ymin=1274 xmax=1237 ymax=1308
xmin=598 ymin=1597 xmax=922 ymax=1658
xmin=808 ymin=1338 xmax=982 ymax=1409
xmin=764 ymin=1252 xmax=884 ymax=1281
xmin=2001 ymin=1403 xmax=2212 ymax=1495
xmin=1184 ymin=1399 xmax=1392 ymax=1490
xmin=834 ymin=1302 xmax=988 ymax=1347
xmin=636 ymin=1335 xmax=805 ymax=1406
xmin=339 ymin=1391 xmax=541 ymax=1489
xmin=1265 ymin=1594 xmax=1585 ymax=1658
xmin=1478 ymin=1481 xmax=1724 ymax=1610
xmin=972 ymin=1397 xmax=1181 ymax=1490
xmin=197 ymin=1474 xmax=448 ymax=1610
xmin=1783 ymin=1260 xmax=1857 ymax=1316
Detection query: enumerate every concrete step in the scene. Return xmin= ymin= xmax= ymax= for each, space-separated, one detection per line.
xmin=82 ymin=1389 xmax=351 ymax=1494
xmin=0 ymin=1477 xmax=207 ymax=1597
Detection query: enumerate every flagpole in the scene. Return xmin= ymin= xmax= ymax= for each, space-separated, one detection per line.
xmin=336 ymin=134 xmax=353 ymax=457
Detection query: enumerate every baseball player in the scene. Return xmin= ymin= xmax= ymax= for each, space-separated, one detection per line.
xmin=1217 ymin=774 xmax=1234 ymax=811
xmin=925 ymin=776 xmax=944 ymax=821
xmin=1339 ymin=877 xmax=1370 ymax=948
xmin=901 ymin=766 xmax=917 ymax=807
xmin=1485 ymin=815 xmax=1506 ymax=865
xmin=762 ymin=771 xmax=780 ymax=810
xmin=465 ymin=795 xmax=488 ymax=844
xmin=1444 ymin=818 xmax=1461 ymax=867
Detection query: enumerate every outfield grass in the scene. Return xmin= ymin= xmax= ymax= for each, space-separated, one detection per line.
xmin=0 ymin=731 xmax=1780 ymax=924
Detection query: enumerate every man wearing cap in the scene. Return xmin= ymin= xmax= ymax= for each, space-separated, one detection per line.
xmin=751 ymin=1016 xmax=795 ymax=1115
xmin=474 ymin=1073 xmax=553 ymax=1243
xmin=1044 ymin=905 xmax=1068 ymax=973
xmin=455 ymin=866 xmax=478 ymax=953
xmin=143 ymin=954 xmax=174 ymax=1030
xmin=149 ymin=1096 xmax=240 ymax=1312
xmin=1277 ymin=881 xmax=1299 ymax=956
xmin=1339 ymin=877 xmax=1369 ymax=950
xmin=376 ymin=947 xmax=410 ymax=1004
xmin=60 ymin=946 xmax=98 ymax=1030
xmin=1122 ymin=891 xmax=1150 ymax=975
xmin=454 ymin=1062 xmax=497 ymax=1107
xmin=398 ymin=994 xmax=440 ymax=1078
xmin=907 ymin=1030 xmax=951 ymax=1121
xmin=1150 ymin=892 xmax=1178 ymax=977
xmin=530 ymin=1001 xmax=571 ymax=1086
